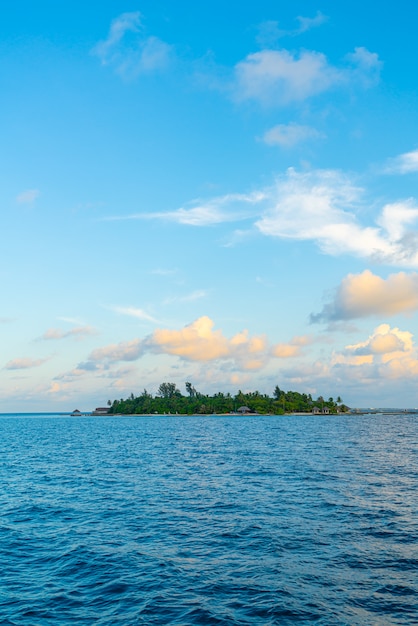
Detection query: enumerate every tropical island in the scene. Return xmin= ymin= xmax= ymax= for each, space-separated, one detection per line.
xmin=106 ymin=383 xmax=349 ymax=415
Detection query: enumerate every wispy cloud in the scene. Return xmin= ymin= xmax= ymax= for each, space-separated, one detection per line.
xmin=111 ymin=306 xmax=159 ymax=323
xmin=109 ymin=167 xmax=418 ymax=267
xmin=256 ymin=12 xmax=328 ymax=46
xmin=57 ymin=316 xmax=86 ymax=325
xmin=39 ymin=326 xmax=97 ymax=341
xmin=296 ymin=11 xmax=328 ymax=34
xmin=105 ymin=191 xmax=265 ymax=226
xmin=148 ymin=204 xmax=232 ymax=226
xmin=311 ymin=270 xmax=418 ymax=322
xmin=93 ymin=11 xmax=142 ymax=61
xmin=5 ymin=357 xmax=49 ymax=370
xmin=164 ymin=290 xmax=208 ymax=304
xmin=16 ymin=189 xmax=39 ymax=204
xmin=255 ymin=21 xmax=285 ymax=47
xmin=385 ymin=149 xmax=418 ymax=174
xmin=345 ymin=47 xmax=382 ymax=87
xmin=92 ymin=11 xmax=173 ymax=78
xmin=261 ymin=123 xmax=324 ymax=147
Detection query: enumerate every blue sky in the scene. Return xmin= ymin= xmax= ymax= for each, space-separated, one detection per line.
xmin=2 ymin=0 xmax=418 ymax=411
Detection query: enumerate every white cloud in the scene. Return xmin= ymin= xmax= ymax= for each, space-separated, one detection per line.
xmin=234 ymin=49 xmax=340 ymax=105
xmin=151 ymin=205 xmax=231 ymax=226
xmin=377 ymin=200 xmax=418 ymax=241
xmin=232 ymin=46 xmax=380 ymax=106
xmin=124 ymin=167 xmax=418 ymax=267
xmin=255 ymin=168 xmax=418 ymax=266
xmin=385 ymin=149 xmax=418 ymax=174
xmin=16 ymin=189 xmax=39 ymax=204
xmin=157 ymin=192 xmax=265 ymax=225
xmin=92 ymin=11 xmax=172 ymax=78
xmin=262 ymin=123 xmax=323 ymax=147
xmin=312 ymin=270 xmax=418 ymax=322
xmin=112 ymin=165 xmax=418 ymax=267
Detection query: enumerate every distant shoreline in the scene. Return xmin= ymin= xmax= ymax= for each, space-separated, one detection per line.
xmin=1 ymin=409 xmax=418 ymax=417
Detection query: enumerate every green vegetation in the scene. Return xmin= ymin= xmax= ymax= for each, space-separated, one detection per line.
xmin=107 ymin=383 xmax=349 ymax=415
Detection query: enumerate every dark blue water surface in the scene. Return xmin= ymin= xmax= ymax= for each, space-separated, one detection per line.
xmin=0 ymin=413 xmax=416 ymax=625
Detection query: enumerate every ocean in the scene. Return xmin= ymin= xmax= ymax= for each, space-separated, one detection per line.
xmin=0 ymin=413 xmax=416 ymax=625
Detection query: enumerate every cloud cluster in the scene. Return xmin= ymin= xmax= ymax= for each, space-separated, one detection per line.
xmin=94 ymin=10 xmax=380 ymax=108
xmin=276 ymin=323 xmax=418 ymax=403
xmin=345 ymin=324 xmax=411 ymax=357
xmin=312 ymin=270 xmax=418 ymax=322
xmin=333 ymin=324 xmax=418 ymax=379
xmin=84 ymin=316 xmax=310 ymax=372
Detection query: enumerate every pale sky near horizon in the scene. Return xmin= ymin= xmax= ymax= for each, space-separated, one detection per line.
xmin=2 ymin=0 xmax=418 ymax=411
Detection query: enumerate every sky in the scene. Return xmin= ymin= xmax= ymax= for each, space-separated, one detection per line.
xmin=2 ymin=0 xmax=418 ymax=411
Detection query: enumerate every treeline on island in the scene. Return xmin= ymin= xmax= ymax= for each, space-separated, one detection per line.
xmin=107 ymin=383 xmax=349 ymax=415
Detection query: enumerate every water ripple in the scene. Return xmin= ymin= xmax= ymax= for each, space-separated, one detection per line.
xmin=0 ymin=413 xmax=417 ymax=624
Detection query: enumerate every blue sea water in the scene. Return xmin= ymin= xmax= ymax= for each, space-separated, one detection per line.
xmin=0 ymin=413 xmax=416 ymax=625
